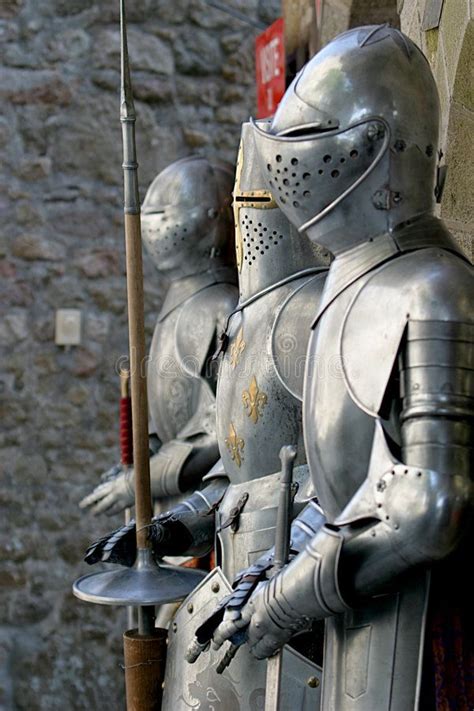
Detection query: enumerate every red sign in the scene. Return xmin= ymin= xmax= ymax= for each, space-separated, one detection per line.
xmin=255 ymin=18 xmax=285 ymax=119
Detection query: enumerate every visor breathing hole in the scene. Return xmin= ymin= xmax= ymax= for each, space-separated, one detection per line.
xmin=350 ymin=150 xmax=358 ymax=158
xmin=331 ymin=170 xmax=340 ymax=178
xmin=291 ymin=158 xmax=298 ymax=166
xmin=276 ymin=155 xmax=282 ymax=162
xmin=323 ymin=155 xmax=331 ymax=163
xmin=267 ymin=164 xmax=272 ymax=171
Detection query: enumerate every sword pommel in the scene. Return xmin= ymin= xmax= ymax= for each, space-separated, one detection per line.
xmin=279 ymin=445 xmax=297 ymax=482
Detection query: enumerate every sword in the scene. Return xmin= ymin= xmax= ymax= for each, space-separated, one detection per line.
xmin=215 ymin=445 xmax=296 ymax=677
xmin=264 ymin=444 xmax=296 ymax=711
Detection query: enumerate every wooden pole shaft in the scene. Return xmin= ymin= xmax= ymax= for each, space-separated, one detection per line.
xmin=123 ymin=629 xmax=167 ymax=710
xmin=124 ymin=211 xmax=152 ymax=550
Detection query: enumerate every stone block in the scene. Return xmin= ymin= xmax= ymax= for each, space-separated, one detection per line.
xmin=0 ymin=68 xmax=73 ymax=106
xmin=439 ymin=0 xmax=469 ymax=89
xmin=441 ymin=102 xmax=474 ymax=224
xmin=12 ymin=234 xmax=66 ymax=261
xmin=175 ymin=28 xmax=223 ymax=75
xmin=451 ymin=18 xmax=474 ymax=111
xmin=93 ymin=27 xmax=174 ymax=76
xmin=74 ymin=250 xmax=120 ymax=278
xmin=0 ymin=0 xmax=23 ymax=19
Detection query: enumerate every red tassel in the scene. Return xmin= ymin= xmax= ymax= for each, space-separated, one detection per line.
xmin=120 ymin=396 xmax=133 ymax=466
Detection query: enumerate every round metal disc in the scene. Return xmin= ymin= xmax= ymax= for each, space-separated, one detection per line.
xmin=73 ymin=554 xmax=206 ymax=606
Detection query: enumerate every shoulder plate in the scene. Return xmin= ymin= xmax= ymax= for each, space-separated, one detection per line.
xmin=272 ymin=271 xmax=327 ymax=401
xmin=341 ymin=248 xmax=473 ymax=416
xmin=176 ymin=282 xmax=238 ymax=378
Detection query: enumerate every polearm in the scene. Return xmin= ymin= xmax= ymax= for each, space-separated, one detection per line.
xmin=119 ymin=0 xmax=156 ymax=637
xmin=73 ymin=3 xmax=207 ymax=705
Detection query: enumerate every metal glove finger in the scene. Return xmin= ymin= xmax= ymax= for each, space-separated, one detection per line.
xmin=101 ymin=522 xmax=137 ymax=566
xmin=79 ymin=481 xmax=113 ymax=509
xmin=185 ymin=637 xmax=211 ymax=664
xmin=212 ymin=607 xmax=250 ymax=650
xmin=84 ymin=538 xmax=108 ymax=565
xmin=250 ymin=633 xmax=285 ymax=661
xmin=90 ymin=492 xmax=118 ymax=516
xmin=105 ymin=497 xmax=130 ymax=517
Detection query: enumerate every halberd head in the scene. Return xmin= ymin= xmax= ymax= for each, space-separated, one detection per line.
xmin=141 ymin=156 xmax=234 ymax=276
xmin=252 ymin=25 xmax=440 ymax=254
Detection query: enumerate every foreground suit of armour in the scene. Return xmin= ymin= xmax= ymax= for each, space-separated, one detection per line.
xmin=86 ymin=123 xmax=329 ymax=709
xmin=80 ymin=156 xmax=238 ymax=517
xmin=202 ymin=26 xmax=474 ymax=711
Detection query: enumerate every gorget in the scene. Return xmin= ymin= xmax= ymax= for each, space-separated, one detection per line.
xmin=314 ymin=215 xmax=467 ymax=327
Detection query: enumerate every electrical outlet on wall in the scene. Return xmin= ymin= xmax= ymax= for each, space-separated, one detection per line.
xmin=55 ymin=309 xmax=82 ymax=346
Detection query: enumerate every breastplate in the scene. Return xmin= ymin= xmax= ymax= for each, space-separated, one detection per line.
xmin=304 ymin=279 xmax=377 ymax=521
xmin=147 ymin=304 xmax=199 ymax=443
xmin=217 ymin=273 xmax=325 ymax=486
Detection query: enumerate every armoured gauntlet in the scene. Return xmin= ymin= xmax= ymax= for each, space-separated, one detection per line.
xmin=79 ymin=435 xmax=161 ymax=516
xmin=84 ymin=478 xmax=228 ymax=567
xmin=188 ymin=500 xmax=327 ymax=658
xmin=79 ymin=433 xmax=218 ymax=515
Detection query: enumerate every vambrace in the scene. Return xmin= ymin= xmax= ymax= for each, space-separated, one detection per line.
xmin=255 ymin=525 xmax=351 ymax=633
xmin=154 ymin=477 xmax=228 ymax=558
xmin=150 ymin=404 xmax=220 ymax=497
xmin=149 ymin=434 xmax=219 ymax=498
xmin=335 ymin=319 xmax=473 ymax=598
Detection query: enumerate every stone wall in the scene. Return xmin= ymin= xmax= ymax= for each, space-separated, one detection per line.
xmin=0 ymin=1 xmax=275 ymax=708
xmin=400 ymin=0 xmax=473 ymax=258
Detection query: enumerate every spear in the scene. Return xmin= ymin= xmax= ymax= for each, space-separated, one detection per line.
xmin=119 ymin=0 xmax=156 ymax=636
xmin=73 ymin=1 xmax=206 ymax=706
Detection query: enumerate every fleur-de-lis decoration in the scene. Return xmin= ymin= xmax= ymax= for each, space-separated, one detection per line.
xmin=242 ymin=375 xmax=268 ymax=424
xmin=225 ymin=422 xmax=245 ymax=468
xmin=230 ymin=327 xmax=246 ymax=369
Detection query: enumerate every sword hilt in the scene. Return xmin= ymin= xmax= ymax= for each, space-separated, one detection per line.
xmin=272 ymin=445 xmax=297 ymax=571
